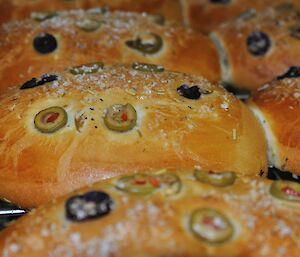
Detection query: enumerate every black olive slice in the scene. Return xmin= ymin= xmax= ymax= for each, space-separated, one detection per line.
xmin=33 ymin=32 xmax=58 ymax=54
xmin=20 ymin=78 xmax=38 ymax=90
xmin=190 ymin=208 xmax=234 ymax=244
xmin=132 ymin=62 xmax=164 ymax=73
xmin=246 ymin=31 xmax=271 ymax=57
xmin=20 ymin=74 xmax=58 ymax=90
xmin=177 ymin=84 xmax=201 ymax=100
xmin=125 ymin=32 xmax=163 ymax=55
xmin=238 ymin=9 xmax=257 ymax=21
xmin=275 ymin=3 xmax=294 ymax=12
xmin=289 ymin=24 xmax=300 ymax=39
xmin=75 ymin=19 xmax=102 ymax=32
xmin=39 ymin=74 xmax=58 ymax=85
xmin=34 ymin=106 xmax=68 ymax=133
xmin=104 ymin=103 xmax=137 ymax=132
xmin=69 ymin=62 xmax=104 ymax=75
xmin=270 ymin=180 xmax=300 ymax=203
xmin=31 ymin=11 xmax=58 ymax=21
xmin=194 ymin=170 xmax=236 ymax=187
xmin=277 ymin=66 xmax=300 ymax=80
xmin=115 ymin=173 xmax=182 ymax=196
xmin=210 ymin=0 xmax=231 ymax=4
xmin=65 ymin=191 xmax=114 ymax=222
xmin=149 ymin=14 xmax=165 ymax=25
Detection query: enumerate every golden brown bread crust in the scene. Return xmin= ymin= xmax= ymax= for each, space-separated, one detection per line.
xmin=247 ymin=77 xmax=300 ymax=175
xmin=0 ymin=0 xmax=182 ymax=24
xmin=0 ymin=172 xmax=299 ymax=257
xmin=181 ymin=0 xmax=298 ymax=34
xmin=0 ymin=9 xmax=220 ymax=92
xmin=210 ymin=4 xmax=300 ymax=91
xmin=0 ymin=64 xmax=267 ymax=208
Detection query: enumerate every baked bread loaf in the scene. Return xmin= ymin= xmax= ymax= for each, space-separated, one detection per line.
xmin=1 ymin=0 xmax=298 ymax=34
xmin=0 ymin=0 xmax=182 ymax=24
xmin=210 ymin=4 xmax=300 ymax=91
xmin=181 ymin=0 xmax=298 ymax=34
xmin=0 ymin=170 xmax=299 ymax=257
xmin=247 ymin=75 xmax=300 ymax=175
xmin=0 ymin=9 xmax=220 ymax=92
xmin=0 ymin=63 xmax=267 ymax=208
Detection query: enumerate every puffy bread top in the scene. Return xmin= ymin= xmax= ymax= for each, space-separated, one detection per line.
xmin=181 ymin=0 xmax=298 ymax=34
xmin=0 ymin=171 xmax=299 ymax=257
xmin=211 ymin=4 xmax=300 ymax=90
xmin=0 ymin=63 xmax=266 ymax=207
xmin=248 ymin=76 xmax=300 ymax=174
xmin=0 ymin=8 xmax=219 ymax=92
xmin=0 ymin=0 xmax=182 ymax=24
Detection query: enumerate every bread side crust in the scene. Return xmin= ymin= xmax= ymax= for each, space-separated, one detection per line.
xmin=247 ymin=101 xmax=282 ymax=169
xmin=210 ymin=31 xmax=232 ymax=85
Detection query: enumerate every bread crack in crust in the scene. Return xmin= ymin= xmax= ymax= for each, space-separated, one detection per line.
xmin=0 ymin=64 xmax=266 ymax=208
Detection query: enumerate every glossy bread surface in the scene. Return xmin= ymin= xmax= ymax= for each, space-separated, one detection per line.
xmin=248 ymin=77 xmax=300 ymax=175
xmin=0 ymin=64 xmax=266 ymax=207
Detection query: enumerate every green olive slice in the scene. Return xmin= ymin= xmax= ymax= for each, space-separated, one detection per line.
xmin=115 ymin=174 xmax=159 ymax=195
xmin=115 ymin=173 xmax=181 ymax=195
xmin=34 ymin=106 xmax=67 ymax=133
xmin=190 ymin=208 xmax=234 ymax=244
xmin=158 ymin=173 xmax=182 ymax=196
xmin=270 ymin=180 xmax=300 ymax=203
xmin=149 ymin=14 xmax=165 ymax=25
xmin=289 ymin=24 xmax=300 ymax=40
xmin=104 ymin=103 xmax=137 ymax=132
xmin=125 ymin=32 xmax=163 ymax=55
xmin=75 ymin=19 xmax=102 ymax=32
xmin=69 ymin=62 xmax=104 ymax=75
xmin=132 ymin=62 xmax=164 ymax=73
xmin=275 ymin=3 xmax=294 ymax=12
xmin=194 ymin=170 xmax=236 ymax=187
xmin=31 ymin=11 xmax=57 ymax=21
xmin=87 ymin=7 xmax=109 ymax=15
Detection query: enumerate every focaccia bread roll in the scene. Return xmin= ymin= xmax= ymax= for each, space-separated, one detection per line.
xmin=0 ymin=171 xmax=299 ymax=257
xmin=210 ymin=4 xmax=300 ymax=91
xmin=0 ymin=64 xmax=267 ymax=208
xmin=0 ymin=0 xmax=182 ymax=24
xmin=181 ymin=0 xmax=298 ymax=34
xmin=0 ymin=9 xmax=220 ymax=92
xmin=247 ymin=74 xmax=300 ymax=175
